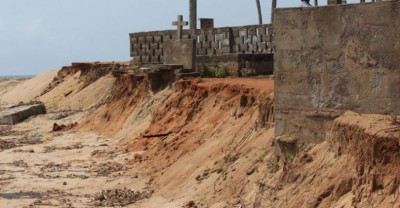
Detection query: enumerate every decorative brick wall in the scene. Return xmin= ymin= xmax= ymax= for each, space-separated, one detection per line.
xmin=129 ymin=24 xmax=273 ymax=64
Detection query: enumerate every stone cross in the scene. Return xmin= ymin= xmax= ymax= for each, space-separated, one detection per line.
xmin=172 ymin=15 xmax=188 ymax=39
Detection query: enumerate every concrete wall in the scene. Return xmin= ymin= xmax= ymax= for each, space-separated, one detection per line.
xmin=196 ymin=54 xmax=273 ymax=76
xmin=273 ymin=1 xmax=400 ymax=143
xmin=129 ymin=24 xmax=273 ymax=64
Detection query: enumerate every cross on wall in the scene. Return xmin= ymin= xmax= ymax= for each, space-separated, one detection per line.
xmin=172 ymin=15 xmax=189 ymax=39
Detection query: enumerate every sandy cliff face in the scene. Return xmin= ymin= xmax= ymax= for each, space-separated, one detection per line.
xmin=0 ymin=67 xmax=398 ymax=207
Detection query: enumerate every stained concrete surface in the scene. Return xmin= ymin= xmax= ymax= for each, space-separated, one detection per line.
xmin=0 ymin=104 xmax=46 ymax=125
xmin=273 ymin=1 xmax=400 ymax=143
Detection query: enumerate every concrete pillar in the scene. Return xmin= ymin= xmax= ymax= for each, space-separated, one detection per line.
xmin=189 ymin=0 xmax=197 ymax=29
xmin=271 ymin=0 xmax=277 ymax=22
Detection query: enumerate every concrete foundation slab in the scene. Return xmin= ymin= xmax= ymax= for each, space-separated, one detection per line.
xmin=0 ymin=103 xmax=46 ymax=125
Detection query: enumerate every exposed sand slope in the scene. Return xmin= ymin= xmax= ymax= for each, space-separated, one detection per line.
xmin=39 ymin=72 xmax=83 ymax=111
xmin=0 ymin=78 xmax=27 ymax=107
xmin=0 ymin=70 xmax=58 ymax=105
xmin=57 ymin=73 xmax=116 ymax=111
xmin=1 ymin=71 xmax=399 ymax=208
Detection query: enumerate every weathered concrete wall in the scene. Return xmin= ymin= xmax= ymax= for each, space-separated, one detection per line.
xmin=163 ymin=39 xmax=196 ymax=70
xmin=274 ymin=1 xmax=400 ymax=143
xmin=196 ymin=54 xmax=273 ymax=76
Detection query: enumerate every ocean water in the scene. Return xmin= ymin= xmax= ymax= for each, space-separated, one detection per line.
xmin=0 ymin=75 xmax=34 ymax=79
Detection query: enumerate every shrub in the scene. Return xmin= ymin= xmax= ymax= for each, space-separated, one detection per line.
xmin=224 ymin=153 xmax=238 ymax=164
xmin=267 ymin=162 xmax=279 ymax=173
xmin=201 ymin=57 xmax=227 ymax=78
xmin=241 ymin=68 xmax=256 ymax=77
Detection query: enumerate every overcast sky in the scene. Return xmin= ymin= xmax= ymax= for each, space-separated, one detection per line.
xmin=0 ymin=0 xmax=361 ymax=76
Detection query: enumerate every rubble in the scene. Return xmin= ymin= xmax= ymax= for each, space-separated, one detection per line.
xmin=0 ymin=102 xmax=46 ymax=125
xmin=92 ymin=188 xmax=153 ymax=207
xmin=52 ymin=122 xmax=78 ymax=132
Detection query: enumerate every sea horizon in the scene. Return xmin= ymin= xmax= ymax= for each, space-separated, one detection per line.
xmin=0 ymin=75 xmax=35 ymax=79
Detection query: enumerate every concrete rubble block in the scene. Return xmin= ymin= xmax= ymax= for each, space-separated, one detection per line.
xmin=0 ymin=103 xmax=46 ymax=125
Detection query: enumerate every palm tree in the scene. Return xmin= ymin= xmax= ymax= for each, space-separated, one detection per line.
xmin=256 ymin=0 xmax=263 ymax=24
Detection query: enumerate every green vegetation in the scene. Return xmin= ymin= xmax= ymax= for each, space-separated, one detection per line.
xmin=267 ymin=161 xmax=279 ymax=173
xmin=241 ymin=68 xmax=256 ymax=77
xmin=130 ymin=67 xmax=141 ymax=74
xmin=201 ymin=56 xmax=227 ymax=78
xmin=285 ymin=153 xmax=295 ymax=162
xmin=224 ymin=153 xmax=239 ymax=164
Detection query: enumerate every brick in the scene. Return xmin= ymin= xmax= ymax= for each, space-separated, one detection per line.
xmin=248 ymin=44 xmax=257 ymax=53
xmin=150 ymin=43 xmax=159 ymax=50
xmin=131 ymin=49 xmax=139 ymax=56
xmin=141 ymin=43 xmax=150 ymax=50
xmin=182 ymin=34 xmax=191 ymax=39
xmin=235 ymin=37 xmax=244 ymax=44
xmin=138 ymin=37 xmax=146 ymax=44
xmin=132 ymin=43 xmax=140 ymax=51
xmin=239 ymin=44 xmax=248 ymax=52
xmin=215 ymin=34 xmax=225 ymax=41
xmin=252 ymin=36 xmax=261 ymax=44
xmin=139 ymin=49 xmax=147 ymax=56
xmin=221 ymin=38 xmax=230 ymax=46
xmin=244 ymin=37 xmax=252 ymax=44
xmin=248 ymin=28 xmax=257 ymax=36
xmin=257 ymin=26 xmax=267 ymax=36
xmin=131 ymin=37 xmax=138 ymax=44
xmin=198 ymin=34 xmax=207 ymax=41
xmin=154 ymin=35 xmax=163 ymax=42
xmin=150 ymin=56 xmax=160 ymax=63
xmin=211 ymin=41 xmax=219 ymax=48
xmin=197 ymin=48 xmax=207 ymax=55
xmin=154 ymin=49 xmax=163 ymax=56
xmin=146 ymin=36 xmax=154 ymax=43
xmin=239 ymin=29 xmax=247 ymax=37
xmin=258 ymin=42 xmax=268 ymax=51
xmin=221 ymin=46 xmax=231 ymax=53
xmin=208 ymin=48 xmax=216 ymax=55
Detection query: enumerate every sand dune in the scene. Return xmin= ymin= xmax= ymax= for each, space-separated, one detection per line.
xmin=0 ymin=70 xmax=58 ymax=105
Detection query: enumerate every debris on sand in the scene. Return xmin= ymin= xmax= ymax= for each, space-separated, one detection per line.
xmin=43 ymin=143 xmax=83 ymax=153
xmin=12 ymin=160 xmax=28 ymax=167
xmin=92 ymin=188 xmax=153 ymax=207
xmin=52 ymin=122 xmax=78 ymax=132
xmin=40 ymin=162 xmax=71 ymax=172
xmin=91 ymin=162 xmax=127 ymax=176
xmin=0 ymin=139 xmax=17 ymax=151
xmin=184 ymin=200 xmax=198 ymax=208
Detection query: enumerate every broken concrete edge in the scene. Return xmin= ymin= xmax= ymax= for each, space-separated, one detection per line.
xmin=0 ymin=103 xmax=47 ymax=125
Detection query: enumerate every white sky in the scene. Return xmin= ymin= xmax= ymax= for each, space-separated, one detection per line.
xmin=0 ymin=0 xmax=361 ymax=75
